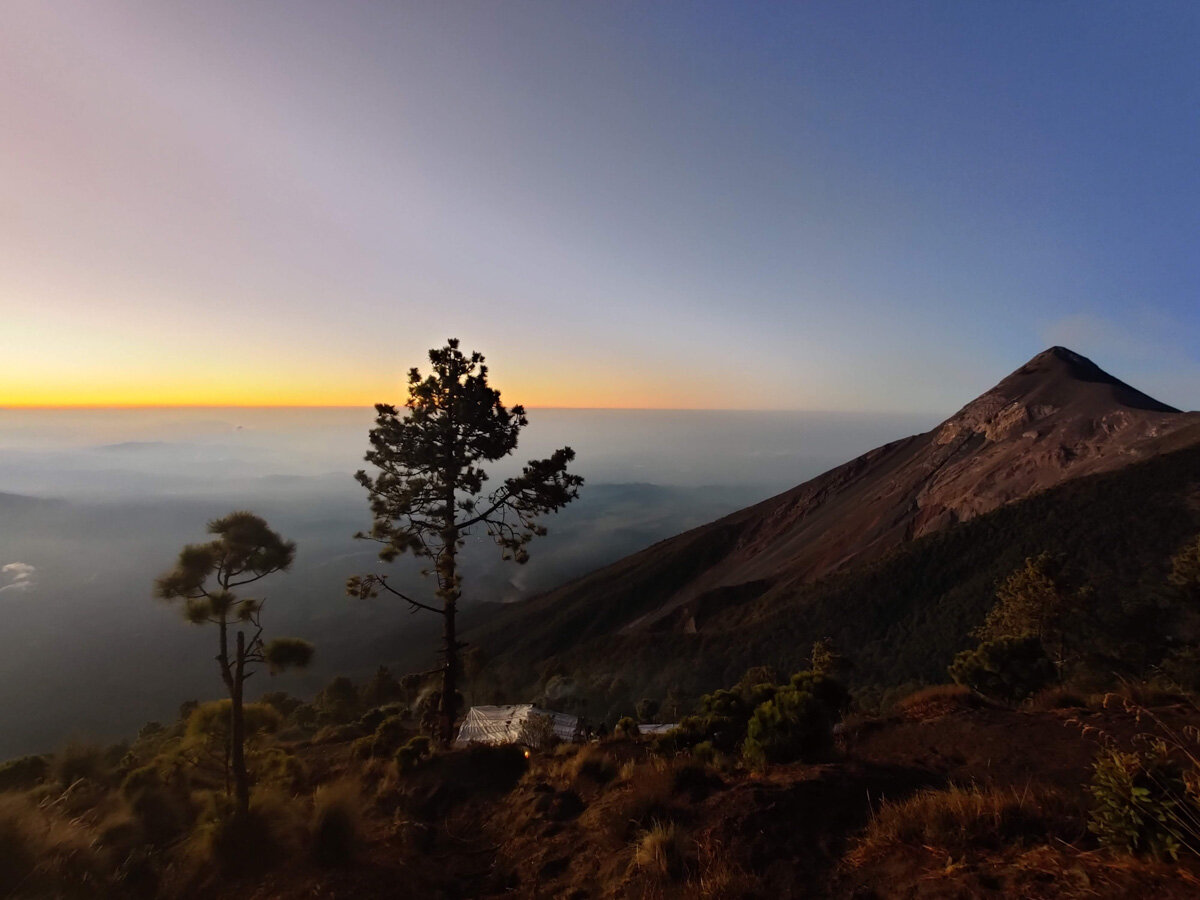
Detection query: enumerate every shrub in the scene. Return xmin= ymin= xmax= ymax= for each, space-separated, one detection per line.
xmin=125 ymin=772 xmax=189 ymax=845
xmin=315 ymin=675 xmax=361 ymax=724
xmin=636 ymin=698 xmax=660 ymax=722
xmin=742 ymin=687 xmax=832 ymax=768
xmin=789 ymin=670 xmax=850 ymax=718
xmin=311 ymin=780 xmax=361 ymax=867
xmin=395 ymin=735 xmax=432 ymax=773
xmin=351 ymin=736 xmax=377 ymax=760
xmin=372 ymin=714 xmax=411 ymax=757
xmin=1088 ymin=743 xmax=1196 ymax=860
xmin=313 ymin=723 xmax=366 ymax=745
xmin=259 ymin=690 xmax=303 ymax=719
xmin=949 ymin=636 xmax=1054 ymax=703
xmin=357 ymin=706 xmax=389 ymax=733
xmin=614 ymin=717 xmax=640 ymax=738
xmin=185 ymin=788 xmax=303 ymax=876
xmin=53 ymin=742 xmax=110 ymax=787
xmin=256 ymin=746 xmax=308 ymax=791
xmin=0 ymin=756 xmax=49 ymax=793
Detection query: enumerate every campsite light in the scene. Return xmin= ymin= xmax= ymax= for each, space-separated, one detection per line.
xmin=524 ymin=748 xmax=531 ymax=759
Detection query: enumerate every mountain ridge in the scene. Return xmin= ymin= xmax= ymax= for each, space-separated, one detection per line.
xmin=473 ymin=347 xmax=1200 ymax=645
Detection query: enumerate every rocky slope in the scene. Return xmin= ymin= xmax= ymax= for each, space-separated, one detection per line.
xmin=474 ymin=347 xmax=1200 ymax=641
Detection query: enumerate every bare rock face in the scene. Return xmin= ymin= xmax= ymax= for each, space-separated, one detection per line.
xmin=611 ymin=348 xmax=1200 ymax=632
xmin=907 ymin=347 xmax=1189 ymax=540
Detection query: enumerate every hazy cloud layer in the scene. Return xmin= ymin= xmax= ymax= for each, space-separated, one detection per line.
xmin=0 ymin=562 xmax=35 ymax=594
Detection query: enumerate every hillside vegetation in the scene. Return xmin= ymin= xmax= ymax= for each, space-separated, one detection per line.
xmin=473 ymin=442 xmax=1200 ymax=716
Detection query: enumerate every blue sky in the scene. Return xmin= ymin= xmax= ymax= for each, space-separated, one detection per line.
xmin=2 ymin=1 xmax=1198 ymax=410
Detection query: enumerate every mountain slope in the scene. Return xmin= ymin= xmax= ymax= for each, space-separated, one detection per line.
xmin=475 ymin=431 xmax=1200 ymax=714
xmin=469 ymin=348 xmax=1200 ymax=686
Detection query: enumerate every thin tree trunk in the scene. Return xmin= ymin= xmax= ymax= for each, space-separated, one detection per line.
xmin=438 ymin=563 xmax=459 ymax=746
xmin=438 ymin=471 xmax=461 ymax=747
xmin=231 ymin=630 xmax=250 ymax=815
xmin=217 ymin=617 xmax=234 ymax=799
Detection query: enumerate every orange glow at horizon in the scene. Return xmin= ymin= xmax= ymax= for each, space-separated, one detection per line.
xmin=1 ymin=371 xmax=727 ymax=411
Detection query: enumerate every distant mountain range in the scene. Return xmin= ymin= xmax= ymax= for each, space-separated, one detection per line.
xmin=469 ymin=348 xmax=1200 ymax=703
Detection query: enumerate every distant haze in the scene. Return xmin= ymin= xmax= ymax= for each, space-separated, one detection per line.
xmin=0 ymin=406 xmax=934 ymax=756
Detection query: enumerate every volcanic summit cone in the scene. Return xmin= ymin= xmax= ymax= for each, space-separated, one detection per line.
xmin=490 ymin=347 xmax=1200 ymax=636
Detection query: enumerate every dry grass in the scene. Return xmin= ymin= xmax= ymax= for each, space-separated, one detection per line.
xmin=1027 ymin=685 xmax=1087 ymax=710
xmin=688 ymin=833 xmax=761 ymax=898
xmin=564 ymin=745 xmax=618 ymax=787
xmin=893 ymin=684 xmax=976 ymax=720
xmin=1089 ymin=681 xmax=1190 ymax=710
xmin=553 ymin=742 xmax=582 ymax=759
xmin=632 ymin=820 xmax=686 ymax=880
xmin=0 ymin=791 xmax=109 ymax=898
xmin=311 ymin=779 xmax=363 ymax=867
xmin=848 ymin=783 xmax=1083 ymax=866
xmin=601 ymin=759 xmax=677 ymax=841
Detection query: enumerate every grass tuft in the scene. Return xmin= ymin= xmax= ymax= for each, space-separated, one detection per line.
xmin=311 ymin=779 xmax=363 ymax=867
xmin=849 ymin=783 xmax=1082 ymax=865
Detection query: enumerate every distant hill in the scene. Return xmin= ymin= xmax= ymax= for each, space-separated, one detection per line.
xmin=468 ymin=348 xmax=1200 ymax=705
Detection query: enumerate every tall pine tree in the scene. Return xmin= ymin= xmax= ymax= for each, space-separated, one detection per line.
xmin=349 ymin=339 xmax=583 ymax=744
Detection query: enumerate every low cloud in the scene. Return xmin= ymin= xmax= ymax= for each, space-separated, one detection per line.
xmin=0 ymin=562 xmax=35 ymax=594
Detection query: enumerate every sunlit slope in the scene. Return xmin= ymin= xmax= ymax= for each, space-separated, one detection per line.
xmin=470 ymin=347 xmax=1200 ymax=695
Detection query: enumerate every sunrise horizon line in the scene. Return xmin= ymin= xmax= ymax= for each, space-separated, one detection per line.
xmin=0 ymin=402 xmax=937 ymax=415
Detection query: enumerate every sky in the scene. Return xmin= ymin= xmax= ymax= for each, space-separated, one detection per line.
xmin=2 ymin=1 xmax=1198 ymax=412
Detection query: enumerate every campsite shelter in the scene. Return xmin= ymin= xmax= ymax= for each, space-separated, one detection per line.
xmin=455 ymin=704 xmax=584 ymax=746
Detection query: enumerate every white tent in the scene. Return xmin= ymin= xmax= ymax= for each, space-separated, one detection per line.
xmin=637 ymin=723 xmax=678 ymax=735
xmin=454 ymin=704 xmax=584 ymax=746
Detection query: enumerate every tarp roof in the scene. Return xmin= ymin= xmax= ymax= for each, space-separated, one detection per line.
xmin=454 ymin=704 xmax=583 ymax=746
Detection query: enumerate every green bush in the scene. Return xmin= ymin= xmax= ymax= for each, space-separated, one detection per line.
xmin=948 ymin=636 xmax=1054 ymax=703
xmin=741 ymin=687 xmax=832 ymax=768
xmin=789 ymin=670 xmax=851 ymax=717
xmin=1088 ymin=743 xmax=1197 ymax=860
xmin=661 ymin=680 xmax=780 ymax=755
xmin=395 ymin=735 xmax=432 ymax=773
